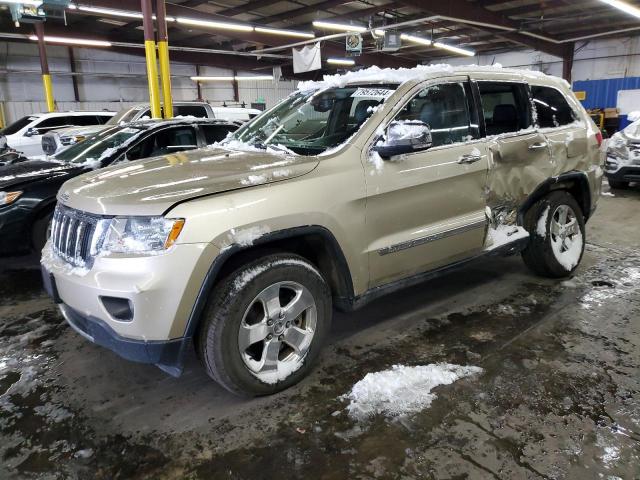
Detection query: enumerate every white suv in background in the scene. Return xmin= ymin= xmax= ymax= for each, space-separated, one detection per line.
xmin=41 ymin=102 xmax=262 ymax=156
xmin=0 ymin=111 xmax=115 ymax=158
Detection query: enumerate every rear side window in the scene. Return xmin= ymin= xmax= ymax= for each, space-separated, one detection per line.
xmin=478 ymin=82 xmax=531 ymax=135
xmin=34 ymin=116 xmax=75 ymax=133
xmin=175 ymin=105 xmax=208 ymax=118
xmin=531 ymin=85 xmax=577 ymax=128
xmin=201 ymin=124 xmax=237 ymax=144
xmin=394 ymin=82 xmax=480 ymax=147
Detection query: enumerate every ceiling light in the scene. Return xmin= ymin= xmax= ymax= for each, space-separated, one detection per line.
xmin=400 ymin=33 xmax=432 ymax=46
xmin=312 ymin=20 xmax=367 ymax=33
xmin=0 ymin=0 xmax=42 ymax=5
xmin=191 ymin=75 xmax=273 ymax=81
xmin=433 ymin=41 xmax=475 ymax=56
xmin=255 ymin=27 xmax=315 ymax=39
xmin=177 ymin=17 xmax=253 ymax=32
xmin=28 ymin=35 xmax=112 ymax=47
xmin=235 ymin=75 xmax=274 ymax=81
xmin=599 ymin=0 xmax=640 ymax=19
xmin=327 ymin=58 xmax=355 ymax=66
xmin=78 ymin=6 xmax=142 ymax=19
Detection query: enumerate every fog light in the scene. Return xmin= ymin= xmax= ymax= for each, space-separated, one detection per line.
xmin=100 ymin=296 xmax=134 ymax=321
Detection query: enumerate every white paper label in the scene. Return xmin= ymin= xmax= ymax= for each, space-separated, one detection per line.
xmin=351 ymin=88 xmax=394 ymax=99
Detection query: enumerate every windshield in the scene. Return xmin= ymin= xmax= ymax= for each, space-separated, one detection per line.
xmin=230 ymin=84 xmax=398 ymax=155
xmin=0 ymin=116 xmax=38 ymax=135
xmin=54 ymin=126 xmax=143 ymax=164
xmin=106 ymin=107 xmax=142 ymax=126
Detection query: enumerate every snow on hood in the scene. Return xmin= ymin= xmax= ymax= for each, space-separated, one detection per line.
xmin=297 ymin=63 xmax=558 ymax=91
xmin=0 ymin=159 xmax=78 ymax=189
xmin=58 ymin=147 xmax=318 ymax=216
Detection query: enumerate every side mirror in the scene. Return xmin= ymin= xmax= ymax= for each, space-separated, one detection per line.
xmin=372 ymin=120 xmax=432 ymax=159
xmin=24 ymin=127 xmax=39 ymax=137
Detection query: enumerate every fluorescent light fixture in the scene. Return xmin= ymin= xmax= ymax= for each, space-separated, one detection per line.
xmin=599 ymin=0 xmax=640 ymax=18
xmin=191 ymin=75 xmax=273 ymax=81
xmin=76 ymin=5 xmax=174 ymax=21
xmin=255 ymin=27 xmax=315 ymax=39
xmin=28 ymin=35 xmax=112 ymax=47
xmin=235 ymin=75 xmax=273 ymax=81
xmin=312 ymin=20 xmax=367 ymax=33
xmin=177 ymin=17 xmax=253 ymax=32
xmin=400 ymin=33 xmax=432 ymax=46
xmin=0 ymin=0 xmax=42 ymax=5
xmin=327 ymin=58 xmax=355 ymax=66
xmin=433 ymin=41 xmax=475 ymax=56
xmin=78 ymin=6 xmax=142 ymax=19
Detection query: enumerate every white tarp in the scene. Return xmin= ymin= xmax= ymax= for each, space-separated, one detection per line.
xmin=293 ymin=42 xmax=321 ymax=74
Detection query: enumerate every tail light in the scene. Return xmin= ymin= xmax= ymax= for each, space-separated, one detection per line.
xmin=595 ymin=131 xmax=603 ymax=147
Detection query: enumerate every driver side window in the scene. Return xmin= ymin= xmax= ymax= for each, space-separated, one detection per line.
xmin=394 ymin=82 xmax=479 ymax=147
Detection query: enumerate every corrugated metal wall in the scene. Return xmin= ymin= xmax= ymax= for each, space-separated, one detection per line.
xmin=573 ymin=77 xmax=640 ymax=109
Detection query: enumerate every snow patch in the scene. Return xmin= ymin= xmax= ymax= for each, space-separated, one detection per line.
xmin=628 ymin=110 xmax=640 ymax=122
xmin=228 ymin=225 xmax=270 ymax=247
xmin=485 ymin=224 xmax=530 ymax=250
xmin=40 ymin=242 xmax=90 ymax=277
xmin=341 ymin=363 xmax=483 ymax=420
xmin=240 ymin=174 xmax=267 ymax=186
xmin=536 ymin=206 xmax=550 ymax=238
xmin=551 ymin=229 xmax=583 ymax=271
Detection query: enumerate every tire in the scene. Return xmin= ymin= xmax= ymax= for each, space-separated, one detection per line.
xmin=607 ymin=179 xmax=629 ymax=189
xmin=521 ymin=191 xmax=586 ymax=278
xmin=197 ymin=253 xmax=332 ymax=396
xmin=32 ymin=210 xmax=54 ymax=254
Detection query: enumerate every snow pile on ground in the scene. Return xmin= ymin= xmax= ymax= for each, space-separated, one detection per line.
xmin=341 ymin=363 xmax=483 ymax=420
xmin=486 ymin=224 xmax=530 ymax=250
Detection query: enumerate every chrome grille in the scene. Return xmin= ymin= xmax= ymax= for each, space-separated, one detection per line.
xmin=50 ymin=205 xmax=99 ymax=267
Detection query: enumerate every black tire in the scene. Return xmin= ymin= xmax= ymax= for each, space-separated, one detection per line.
xmin=197 ymin=253 xmax=332 ymax=396
xmin=521 ymin=191 xmax=586 ymax=278
xmin=607 ymin=179 xmax=629 ymax=189
xmin=32 ymin=210 xmax=54 ymax=254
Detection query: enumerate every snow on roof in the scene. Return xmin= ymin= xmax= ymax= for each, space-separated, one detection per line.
xmin=297 ymin=63 xmax=560 ymax=91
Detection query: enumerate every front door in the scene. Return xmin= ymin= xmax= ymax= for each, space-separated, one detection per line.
xmin=363 ymin=77 xmax=489 ymax=288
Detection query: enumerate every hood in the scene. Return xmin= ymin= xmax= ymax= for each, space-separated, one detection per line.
xmin=0 ymin=159 xmax=82 ymax=190
xmin=59 ymin=147 xmax=319 ymax=216
xmin=54 ymin=124 xmax=109 ymax=139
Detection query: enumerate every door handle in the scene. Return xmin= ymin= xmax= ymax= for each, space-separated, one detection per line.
xmin=528 ymin=142 xmax=548 ymax=151
xmin=458 ymin=153 xmax=481 ymax=164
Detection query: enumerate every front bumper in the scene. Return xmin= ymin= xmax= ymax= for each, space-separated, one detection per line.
xmin=41 ymin=240 xmax=221 ymax=374
xmin=604 ymin=156 xmax=640 ymax=182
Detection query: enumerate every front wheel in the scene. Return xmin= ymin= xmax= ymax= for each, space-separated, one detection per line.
xmin=197 ymin=253 xmax=332 ymax=396
xmin=522 ymin=191 xmax=586 ymax=278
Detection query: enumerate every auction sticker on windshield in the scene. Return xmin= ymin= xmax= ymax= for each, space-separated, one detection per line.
xmin=351 ymin=88 xmax=394 ymax=99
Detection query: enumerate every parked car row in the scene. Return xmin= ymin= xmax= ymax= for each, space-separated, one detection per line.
xmin=0 ymin=102 xmax=260 ymax=158
xmin=0 ymin=118 xmax=240 ymax=256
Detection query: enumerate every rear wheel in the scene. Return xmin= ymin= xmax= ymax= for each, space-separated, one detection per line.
xmin=522 ymin=191 xmax=585 ymax=278
xmin=607 ymin=179 xmax=629 ymax=189
xmin=197 ymin=253 xmax=331 ymax=396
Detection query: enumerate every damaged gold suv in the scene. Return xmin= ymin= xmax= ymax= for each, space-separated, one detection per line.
xmin=41 ymin=66 xmax=603 ymax=396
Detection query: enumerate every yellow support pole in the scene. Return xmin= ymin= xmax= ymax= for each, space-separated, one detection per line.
xmin=156 ymin=0 xmax=173 ymax=119
xmin=141 ymin=0 xmax=162 ymax=119
xmin=34 ymin=23 xmax=56 ymax=112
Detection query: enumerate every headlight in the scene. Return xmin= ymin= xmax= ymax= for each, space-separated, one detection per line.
xmin=100 ymin=217 xmax=185 ymax=254
xmin=0 ymin=191 xmax=22 ymax=206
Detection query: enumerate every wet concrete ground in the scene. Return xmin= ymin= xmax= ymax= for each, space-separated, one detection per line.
xmin=1 ymin=183 xmax=639 ymax=480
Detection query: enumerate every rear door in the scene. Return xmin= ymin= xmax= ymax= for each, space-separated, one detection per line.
xmin=364 ymin=76 xmax=489 ymax=288
xmin=529 ymin=84 xmax=589 ymax=174
xmin=475 ymin=79 xmax=551 ymax=207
